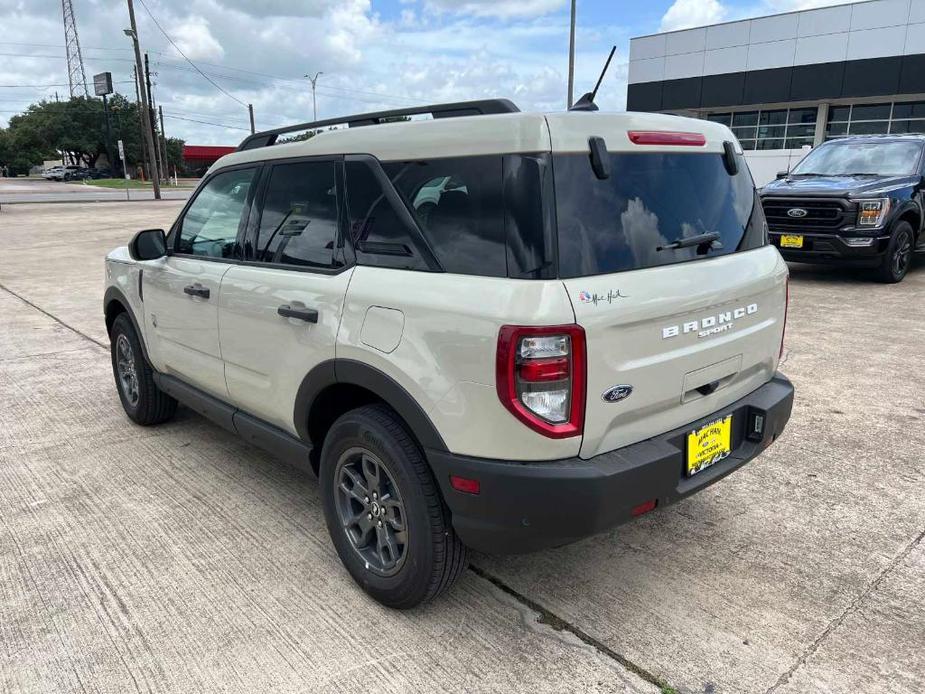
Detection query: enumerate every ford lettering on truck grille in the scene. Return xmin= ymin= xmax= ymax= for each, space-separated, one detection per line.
xmin=662 ymin=303 xmax=758 ymax=340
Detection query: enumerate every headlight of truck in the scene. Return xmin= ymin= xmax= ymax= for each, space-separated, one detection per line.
xmin=856 ymin=198 xmax=891 ymax=227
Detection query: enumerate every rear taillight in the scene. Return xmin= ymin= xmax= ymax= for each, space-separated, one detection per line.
xmin=496 ymin=325 xmax=586 ymax=438
xmin=780 ymin=277 xmax=789 ymax=359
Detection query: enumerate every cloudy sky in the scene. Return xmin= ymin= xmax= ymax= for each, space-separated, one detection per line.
xmin=0 ymin=0 xmax=856 ymax=145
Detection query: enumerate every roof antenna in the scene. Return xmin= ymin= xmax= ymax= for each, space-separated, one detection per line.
xmin=569 ymin=45 xmax=616 ymax=112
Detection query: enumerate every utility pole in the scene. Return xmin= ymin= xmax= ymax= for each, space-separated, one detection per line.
xmin=132 ymin=66 xmax=149 ymax=181
xmin=567 ymin=0 xmax=576 ymax=108
xmin=124 ymin=0 xmax=161 ymax=200
xmin=102 ymin=94 xmax=114 ymax=173
xmin=158 ymin=105 xmax=169 ymax=184
xmin=144 ymin=52 xmax=163 ymax=182
xmin=248 ymin=104 xmax=255 ymax=133
xmin=305 ymin=71 xmax=323 ymax=120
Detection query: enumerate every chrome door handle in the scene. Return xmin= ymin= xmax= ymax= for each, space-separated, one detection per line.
xmin=183 ymin=284 xmax=210 ymax=299
xmin=277 ymin=305 xmax=319 ymax=323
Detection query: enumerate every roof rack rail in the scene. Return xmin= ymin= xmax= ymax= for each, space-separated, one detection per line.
xmin=237 ymin=98 xmax=520 ymax=151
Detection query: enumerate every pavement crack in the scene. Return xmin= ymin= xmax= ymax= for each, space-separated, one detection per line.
xmin=469 ymin=564 xmax=677 ymax=693
xmin=764 ymin=526 xmax=925 ymax=694
xmin=0 ymin=281 xmax=108 ymax=351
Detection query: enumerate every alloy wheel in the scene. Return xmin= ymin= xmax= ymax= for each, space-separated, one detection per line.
xmin=115 ymin=334 xmax=140 ymax=407
xmin=893 ymin=232 xmax=912 ymax=278
xmin=333 ymin=447 xmax=408 ymax=576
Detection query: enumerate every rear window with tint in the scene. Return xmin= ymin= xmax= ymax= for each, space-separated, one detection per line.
xmin=554 ymin=152 xmax=766 ymax=278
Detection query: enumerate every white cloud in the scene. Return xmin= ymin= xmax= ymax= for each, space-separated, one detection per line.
xmin=660 ymin=0 xmax=860 ymax=32
xmin=169 ymin=16 xmax=224 ymax=61
xmin=660 ymin=0 xmax=726 ymax=31
xmin=0 ymin=0 xmax=631 ymax=145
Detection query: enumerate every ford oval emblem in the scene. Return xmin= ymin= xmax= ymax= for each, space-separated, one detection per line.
xmin=602 ymin=385 xmax=633 ymax=403
xmin=787 ymin=208 xmax=808 ymax=218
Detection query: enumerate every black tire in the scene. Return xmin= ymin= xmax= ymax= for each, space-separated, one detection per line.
xmin=110 ymin=312 xmax=177 ymax=425
xmin=875 ymin=221 xmax=914 ymax=283
xmin=319 ymin=404 xmax=468 ymax=609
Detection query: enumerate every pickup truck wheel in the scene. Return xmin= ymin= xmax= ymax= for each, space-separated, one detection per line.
xmin=319 ymin=404 xmax=468 ymax=609
xmin=876 ymin=222 xmax=913 ymax=283
xmin=110 ymin=313 xmax=177 ymax=425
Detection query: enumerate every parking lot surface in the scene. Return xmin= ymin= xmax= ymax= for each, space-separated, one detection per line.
xmin=1 ymin=201 xmax=923 ymax=693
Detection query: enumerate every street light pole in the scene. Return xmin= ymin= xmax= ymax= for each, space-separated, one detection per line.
xmin=567 ymin=0 xmax=576 ymax=108
xmin=124 ymin=0 xmax=161 ymax=200
xmin=305 ymin=71 xmax=323 ymax=121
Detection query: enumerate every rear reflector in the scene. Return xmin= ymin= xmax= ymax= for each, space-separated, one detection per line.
xmin=631 ymin=499 xmax=658 ymax=517
xmin=518 ymin=357 xmax=569 ymax=382
xmin=450 ymin=475 xmax=480 ymax=495
xmin=628 ymin=131 xmax=706 ymax=146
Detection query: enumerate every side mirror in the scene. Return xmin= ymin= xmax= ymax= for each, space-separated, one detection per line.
xmin=128 ymin=228 xmax=167 ymax=261
xmin=776 ymin=170 xmax=789 ymax=179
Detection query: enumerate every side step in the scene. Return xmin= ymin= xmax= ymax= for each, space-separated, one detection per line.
xmin=153 ymin=373 xmax=316 ymax=476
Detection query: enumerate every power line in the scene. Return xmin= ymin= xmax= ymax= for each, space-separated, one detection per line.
xmin=162 ymin=113 xmax=250 ymax=131
xmin=136 ymin=0 xmax=246 ymax=108
xmin=0 ymin=51 xmax=136 ymax=63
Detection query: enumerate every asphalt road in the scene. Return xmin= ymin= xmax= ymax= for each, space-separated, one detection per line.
xmin=1 ymin=201 xmax=923 ymax=694
xmin=0 ymin=177 xmax=191 ymax=203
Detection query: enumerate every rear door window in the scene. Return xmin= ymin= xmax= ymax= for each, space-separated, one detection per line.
xmin=553 ymin=152 xmax=765 ymax=278
xmin=253 ymin=160 xmax=342 ymax=269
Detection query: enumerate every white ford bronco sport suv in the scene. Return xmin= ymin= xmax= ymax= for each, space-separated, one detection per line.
xmin=104 ymin=99 xmax=794 ymax=608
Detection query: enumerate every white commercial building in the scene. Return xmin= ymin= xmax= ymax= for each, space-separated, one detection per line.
xmin=627 ymin=0 xmax=925 ymax=183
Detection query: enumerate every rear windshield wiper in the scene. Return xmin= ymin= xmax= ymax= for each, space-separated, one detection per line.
xmin=657 ymin=231 xmax=721 ymax=252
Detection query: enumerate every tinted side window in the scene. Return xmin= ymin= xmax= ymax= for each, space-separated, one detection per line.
xmin=254 ymin=161 xmax=341 ymax=269
xmin=383 ymin=156 xmax=505 ymax=277
xmin=178 ymin=168 xmax=255 ymax=258
xmin=344 ymin=160 xmax=431 ymax=271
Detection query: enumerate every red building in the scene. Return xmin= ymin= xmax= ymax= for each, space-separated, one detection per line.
xmin=181 ymin=145 xmax=237 ymax=176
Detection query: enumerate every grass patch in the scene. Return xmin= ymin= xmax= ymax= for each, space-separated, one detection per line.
xmin=68 ymin=178 xmax=193 ymax=189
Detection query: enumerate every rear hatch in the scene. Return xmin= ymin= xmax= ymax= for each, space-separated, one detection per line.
xmin=545 ymin=113 xmax=788 ymax=459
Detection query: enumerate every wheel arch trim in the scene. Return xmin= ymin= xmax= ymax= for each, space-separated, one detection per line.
xmin=104 ymin=286 xmax=151 ymax=363
xmin=294 ymin=359 xmax=448 ymax=453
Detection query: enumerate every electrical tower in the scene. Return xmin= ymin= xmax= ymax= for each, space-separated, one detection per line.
xmin=62 ymin=0 xmax=89 ymax=98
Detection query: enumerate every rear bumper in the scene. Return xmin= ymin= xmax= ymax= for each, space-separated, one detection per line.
xmin=770 ymin=231 xmax=890 ymax=266
xmin=428 ymin=373 xmax=794 ymax=555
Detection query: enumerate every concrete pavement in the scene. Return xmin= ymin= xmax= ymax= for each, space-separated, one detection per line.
xmin=0 ymin=201 xmax=923 ymax=693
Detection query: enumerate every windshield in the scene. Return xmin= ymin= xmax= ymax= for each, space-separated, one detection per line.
xmin=791 ymin=141 xmax=922 ymax=176
xmin=553 ymin=152 xmax=766 ymax=278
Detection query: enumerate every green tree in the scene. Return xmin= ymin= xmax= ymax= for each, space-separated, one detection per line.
xmin=1 ymin=93 xmax=165 ymax=175
xmin=165 ymin=136 xmax=185 ymax=170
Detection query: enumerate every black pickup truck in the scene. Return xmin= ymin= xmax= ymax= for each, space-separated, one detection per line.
xmin=760 ymin=135 xmax=925 ymax=283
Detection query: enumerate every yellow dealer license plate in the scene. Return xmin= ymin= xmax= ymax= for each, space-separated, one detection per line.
xmin=780 ymin=234 xmax=804 ymax=248
xmin=686 ymin=416 xmax=733 ymax=477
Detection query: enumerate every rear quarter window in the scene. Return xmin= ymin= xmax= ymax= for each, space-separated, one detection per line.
xmin=554 ymin=152 xmax=766 ymax=278
xmin=383 ymin=155 xmax=506 ymax=277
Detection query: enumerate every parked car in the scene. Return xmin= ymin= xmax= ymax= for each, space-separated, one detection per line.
xmin=103 ymin=99 xmax=793 ymax=608
xmin=87 ymin=167 xmax=112 ymax=179
xmin=45 ymin=165 xmax=85 ymax=181
xmin=760 ymin=134 xmax=925 ymax=282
